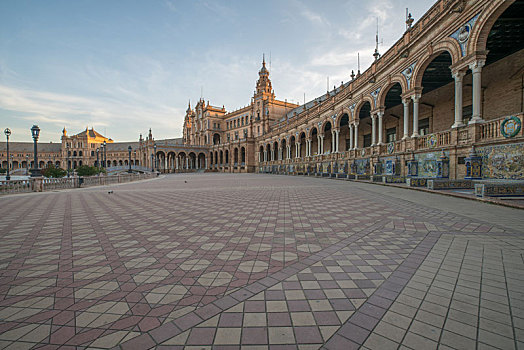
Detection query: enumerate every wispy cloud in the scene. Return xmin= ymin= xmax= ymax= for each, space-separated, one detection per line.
xmin=163 ymin=0 xmax=177 ymax=13
xmin=0 ymin=84 xmax=184 ymax=142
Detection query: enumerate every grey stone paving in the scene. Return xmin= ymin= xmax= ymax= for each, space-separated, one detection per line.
xmin=0 ymin=173 xmax=522 ymax=349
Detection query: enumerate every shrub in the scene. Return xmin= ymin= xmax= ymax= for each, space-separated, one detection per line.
xmin=42 ymin=165 xmax=67 ymax=178
xmin=76 ymin=165 xmax=104 ymax=177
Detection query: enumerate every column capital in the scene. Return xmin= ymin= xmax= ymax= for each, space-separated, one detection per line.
xmin=468 ymin=59 xmax=485 ymax=73
xmin=451 ymin=69 xmax=467 ymax=80
xmin=353 ymin=120 xmax=359 ymax=127
xmin=411 ymin=94 xmax=421 ymax=102
xmin=402 ymin=98 xmax=411 ymax=106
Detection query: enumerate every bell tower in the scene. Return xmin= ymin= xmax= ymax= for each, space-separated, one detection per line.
xmin=254 ymin=55 xmax=274 ymax=101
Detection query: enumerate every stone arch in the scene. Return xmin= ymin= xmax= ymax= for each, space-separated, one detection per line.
xmin=377 ymin=76 xmax=408 ymax=108
xmin=334 ymin=107 xmax=352 ymax=128
xmin=412 ymin=40 xmax=461 ymax=89
xmin=308 ymin=126 xmax=318 ymax=139
xmin=319 ymin=118 xmax=334 ymax=134
xmin=468 ymin=0 xmax=512 ymax=54
xmin=354 ymin=96 xmax=374 ymax=120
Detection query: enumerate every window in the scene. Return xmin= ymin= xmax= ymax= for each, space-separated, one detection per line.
xmin=244 ymin=129 xmax=248 ymax=139
xmin=462 ymin=105 xmax=472 ymax=124
xmin=235 ymin=131 xmax=239 ymax=140
xmin=241 ymin=118 xmax=244 ymax=126
xmin=91 ymin=151 xmax=95 ymax=156
xmin=386 ymin=127 xmax=397 ymax=143
xmin=227 ymin=134 xmax=230 ymax=142
xmin=419 ymin=118 xmax=430 ymax=136
xmin=257 ymin=126 xmax=260 ymax=135
xmin=363 ymin=134 xmax=372 ymax=147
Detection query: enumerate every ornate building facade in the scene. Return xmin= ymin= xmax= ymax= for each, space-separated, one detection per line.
xmin=185 ymin=0 xmax=524 ymax=180
xmin=0 ymin=127 xmax=206 ymax=174
xmin=183 ymin=57 xmax=299 ymax=172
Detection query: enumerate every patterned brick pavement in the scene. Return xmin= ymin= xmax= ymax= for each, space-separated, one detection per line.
xmin=0 ymin=173 xmax=522 ymax=349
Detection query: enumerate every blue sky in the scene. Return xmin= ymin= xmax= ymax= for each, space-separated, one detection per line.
xmin=0 ymin=0 xmax=434 ymax=142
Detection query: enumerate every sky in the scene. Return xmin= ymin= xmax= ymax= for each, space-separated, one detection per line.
xmin=0 ymin=0 xmax=435 ymax=143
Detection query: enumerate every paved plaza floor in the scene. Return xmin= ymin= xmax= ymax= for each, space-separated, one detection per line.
xmin=0 ymin=173 xmax=523 ymax=349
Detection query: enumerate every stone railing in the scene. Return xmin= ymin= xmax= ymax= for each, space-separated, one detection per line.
xmin=416 ymin=130 xmax=452 ymax=149
xmin=0 ymin=173 xmax=157 ymax=195
xmin=478 ymin=113 xmax=523 ymax=142
xmin=42 ymin=178 xmax=75 ymax=191
xmin=0 ymin=179 xmax=32 ymax=194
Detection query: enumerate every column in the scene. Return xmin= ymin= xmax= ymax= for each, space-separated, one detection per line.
xmin=258 ymin=152 xmax=261 ymax=162
xmin=371 ymin=114 xmax=377 ymax=146
xmin=271 ymin=146 xmax=274 ymax=161
xmin=411 ymin=95 xmax=420 ymax=138
xmin=377 ymin=112 xmax=384 ymax=145
xmin=354 ymin=122 xmax=359 ymax=149
xmin=402 ymin=99 xmax=410 ymax=139
xmin=297 ymin=141 xmax=301 ymax=158
xmin=295 ymin=142 xmax=299 ymax=158
xmin=264 ymin=150 xmax=267 ymax=162
xmin=335 ymin=130 xmax=340 ymax=152
xmin=176 ymin=157 xmax=179 ymax=170
xmin=331 ymin=131 xmax=336 ymax=152
xmin=205 ymin=159 xmax=208 ymax=169
xmin=185 ymin=158 xmax=188 ymax=169
xmin=349 ymin=124 xmax=354 ymax=150
xmin=308 ymin=140 xmax=312 ymax=156
xmin=452 ymin=70 xmax=466 ymax=128
xmin=469 ymin=60 xmax=485 ymax=124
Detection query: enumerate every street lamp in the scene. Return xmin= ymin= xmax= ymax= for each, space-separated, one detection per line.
xmin=30 ymin=125 xmax=41 ymax=177
xmin=4 ymin=128 xmax=11 ymax=180
xmin=66 ymin=144 xmax=70 ymax=177
xmin=103 ymin=140 xmax=107 ymax=168
xmin=154 ymin=144 xmax=157 ymax=171
xmin=128 ymin=146 xmax=132 ymax=173
xmin=96 ymin=148 xmax=100 ymax=175
xmin=151 ymin=153 xmax=154 ymax=172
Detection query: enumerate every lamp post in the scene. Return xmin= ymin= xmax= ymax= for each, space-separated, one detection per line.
xmin=154 ymin=144 xmax=157 ymax=171
xmin=96 ymin=148 xmax=100 ymax=175
xmin=30 ymin=125 xmax=41 ymax=177
xmin=4 ymin=128 xmax=11 ymax=180
xmin=151 ymin=153 xmax=154 ymax=172
xmin=128 ymin=146 xmax=132 ymax=173
xmin=103 ymin=140 xmax=107 ymax=168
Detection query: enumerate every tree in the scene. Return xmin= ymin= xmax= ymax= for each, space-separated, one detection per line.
xmin=76 ymin=165 xmax=103 ymax=177
xmin=42 ymin=164 xmax=66 ymax=178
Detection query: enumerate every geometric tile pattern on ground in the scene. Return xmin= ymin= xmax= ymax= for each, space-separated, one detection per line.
xmin=0 ymin=173 xmax=522 ymax=349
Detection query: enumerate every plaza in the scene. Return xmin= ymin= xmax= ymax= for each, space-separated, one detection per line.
xmin=0 ymin=173 xmax=523 ymax=349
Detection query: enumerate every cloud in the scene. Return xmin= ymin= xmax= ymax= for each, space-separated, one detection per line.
xmin=300 ymin=8 xmax=327 ymax=25
xmin=0 ymin=84 xmax=184 ymax=142
xmin=164 ymin=0 xmax=177 ymax=13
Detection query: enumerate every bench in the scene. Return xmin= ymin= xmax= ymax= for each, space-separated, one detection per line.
xmin=427 ymin=179 xmax=473 ymax=190
xmin=475 ymin=181 xmax=524 ymax=198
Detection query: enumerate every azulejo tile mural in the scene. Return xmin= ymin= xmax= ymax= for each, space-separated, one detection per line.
xmin=414 ymin=151 xmax=449 ymax=178
xmin=477 ymin=142 xmax=524 ymax=180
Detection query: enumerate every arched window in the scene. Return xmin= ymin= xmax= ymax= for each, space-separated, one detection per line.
xmin=73 ymin=151 xmax=77 ymax=157
xmin=79 ymin=151 xmax=83 ymax=157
